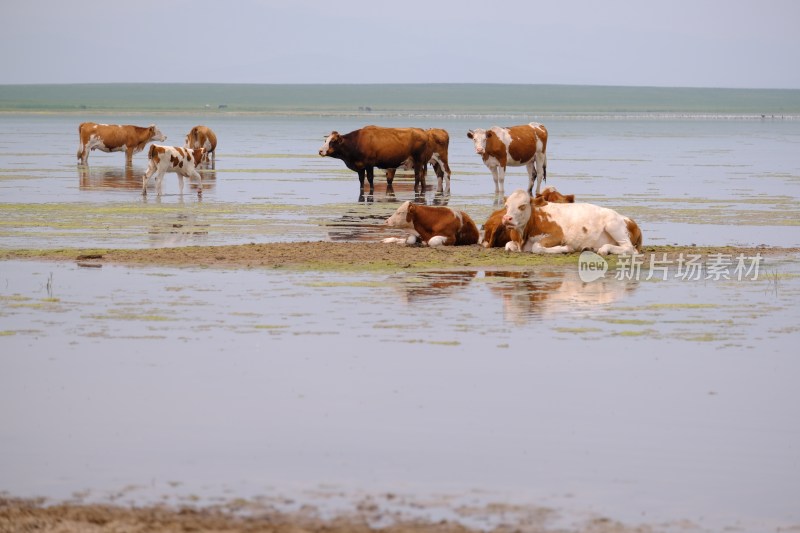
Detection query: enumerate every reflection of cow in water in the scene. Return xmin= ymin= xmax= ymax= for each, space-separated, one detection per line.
xmin=388 ymin=271 xmax=478 ymax=304
xmin=486 ymin=269 xmax=637 ymax=325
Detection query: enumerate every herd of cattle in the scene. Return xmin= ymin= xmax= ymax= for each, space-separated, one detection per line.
xmin=75 ymin=121 xmax=641 ymax=255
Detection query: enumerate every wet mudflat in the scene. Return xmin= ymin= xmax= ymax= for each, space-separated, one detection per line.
xmin=2 ymin=112 xmax=800 ymax=531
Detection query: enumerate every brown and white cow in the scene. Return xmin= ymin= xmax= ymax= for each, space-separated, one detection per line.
xmin=501 ymin=189 xmax=642 ymax=255
xmin=185 ymin=125 xmax=217 ymax=168
xmin=467 ymin=122 xmax=548 ymax=195
xmin=141 ymin=145 xmax=207 ymax=197
xmin=481 ymin=186 xmax=575 ymax=248
xmin=386 ymin=128 xmax=452 ymax=194
xmin=319 ymin=126 xmax=430 ymax=193
xmin=383 ymin=201 xmax=480 ymax=246
xmin=77 ymin=122 xmax=167 ymax=165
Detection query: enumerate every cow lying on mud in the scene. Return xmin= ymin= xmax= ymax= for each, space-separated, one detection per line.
xmin=481 ymin=187 xmax=574 ymax=248
xmin=501 ymin=189 xmax=642 ymax=255
xmin=382 ymin=201 xmax=479 ymax=246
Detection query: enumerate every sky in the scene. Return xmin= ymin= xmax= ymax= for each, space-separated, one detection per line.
xmin=2 ymin=0 xmax=799 ymax=88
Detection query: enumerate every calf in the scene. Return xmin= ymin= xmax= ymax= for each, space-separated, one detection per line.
xmin=77 ymin=122 xmax=166 ymax=165
xmin=481 ymin=187 xmax=575 ymax=248
xmin=319 ymin=126 xmax=430 ymax=193
xmin=185 ymin=125 xmax=217 ymax=168
xmin=141 ymin=145 xmax=207 ymax=196
xmin=467 ymin=122 xmax=548 ymax=195
xmin=383 ymin=201 xmax=479 ymax=246
xmin=501 ymin=189 xmax=642 ymax=255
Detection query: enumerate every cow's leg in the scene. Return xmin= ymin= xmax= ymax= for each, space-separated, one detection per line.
xmin=526 ymin=161 xmax=536 ymax=195
xmin=597 ymin=221 xmax=637 ymax=255
xmin=494 ymin=166 xmax=506 ymax=193
xmin=414 ymin=164 xmax=426 ymax=194
xmin=154 ymin=170 xmax=167 ymax=196
xmin=533 ymin=152 xmax=547 ymax=195
xmin=125 ymin=147 xmax=134 ymax=167
xmin=385 ymin=168 xmax=396 ymax=186
xmin=141 ymin=163 xmax=156 ymax=195
xmin=365 ymin=167 xmax=375 ymax=193
xmin=77 ymin=143 xmax=87 ymax=165
xmin=427 ymin=235 xmax=454 ymax=247
xmin=177 ymin=174 xmax=185 ymax=195
xmin=190 ymin=169 xmax=203 ymax=196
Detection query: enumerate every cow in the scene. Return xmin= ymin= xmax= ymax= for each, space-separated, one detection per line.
xmin=467 ymin=122 xmax=548 ymax=195
xmin=481 ymin=186 xmax=575 ymax=248
xmin=77 ymin=122 xmax=166 ymax=165
xmin=386 ymin=128 xmax=452 ymax=194
xmin=382 ymin=201 xmax=480 ymax=247
xmin=501 ymin=189 xmax=642 ymax=255
xmin=141 ymin=145 xmax=207 ymax=197
xmin=319 ymin=126 xmax=430 ymax=194
xmin=185 ymin=125 xmax=217 ymax=168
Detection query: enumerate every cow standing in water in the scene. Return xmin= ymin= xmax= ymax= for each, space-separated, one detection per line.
xmin=77 ymin=122 xmax=167 ymax=165
xmin=467 ymin=122 xmax=548 ymax=195
xmin=386 ymin=128 xmax=453 ymax=194
xmin=185 ymin=125 xmax=217 ymax=168
xmin=319 ymin=126 xmax=430 ymax=194
xmin=142 ymin=145 xmax=207 ymax=197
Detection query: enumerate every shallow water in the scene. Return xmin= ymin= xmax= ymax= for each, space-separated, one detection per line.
xmin=1 ymin=258 xmax=800 ymax=530
xmin=1 ymin=113 xmax=799 ymax=248
xmin=2 ymin=109 xmax=800 ymax=530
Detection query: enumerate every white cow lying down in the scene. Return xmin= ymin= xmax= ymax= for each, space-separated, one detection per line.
xmin=501 ymin=189 xmax=642 ymax=255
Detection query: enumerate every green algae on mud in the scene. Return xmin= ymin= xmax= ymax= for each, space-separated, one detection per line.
xmin=1 ymin=242 xmax=797 ymax=272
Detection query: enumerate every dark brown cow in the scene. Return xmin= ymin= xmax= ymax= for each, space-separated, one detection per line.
xmin=383 ymin=201 xmax=480 ymax=246
xmin=467 ymin=122 xmax=548 ymax=195
xmin=481 ymin=187 xmax=575 ymax=248
xmin=185 ymin=125 xmax=217 ymax=168
xmin=319 ymin=126 xmax=430 ymax=193
xmin=77 ymin=122 xmax=167 ymax=165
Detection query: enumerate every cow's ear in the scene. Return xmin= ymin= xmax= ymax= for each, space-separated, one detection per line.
xmin=406 ymin=203 xmax=414 ymax=222
xmin=467 ymin=130 xmax=474 ymax=139
xmin=565 ymin=195 xmax=575 ymax=203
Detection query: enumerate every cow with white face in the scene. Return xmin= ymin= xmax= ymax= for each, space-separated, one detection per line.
xmin=467 ymin=122 xmax=548 ymax=195
xmin=501 ymin=189 xmax=642 ymax=255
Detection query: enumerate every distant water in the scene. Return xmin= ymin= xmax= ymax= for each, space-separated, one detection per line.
xmin=1 ymin=83 xmax=799 ymax=117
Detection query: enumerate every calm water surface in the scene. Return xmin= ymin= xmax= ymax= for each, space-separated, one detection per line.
xmin=1 ymin=106 xmax=800 ymax=530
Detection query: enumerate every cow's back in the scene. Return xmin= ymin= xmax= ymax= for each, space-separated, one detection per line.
xmin=357 ymin=126 xmax=428 ymax=165
xmin=456 ymin=211 xmax=480 ymax=245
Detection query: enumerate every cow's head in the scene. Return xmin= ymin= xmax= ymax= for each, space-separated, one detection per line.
xmin=149 ymin=124 xmax=167 ymax=142
xmin=385 ymin=201 xmax=414 ymax=229
xmin=537 ymin=186 xmax=575 ymax=204
xmin=467 ymin=128 xmax=492 ymax=155
xmin=502 ymin=189 xmax=533 ymax=231
xmin=319 ymin=131 xmax=342 ymax=157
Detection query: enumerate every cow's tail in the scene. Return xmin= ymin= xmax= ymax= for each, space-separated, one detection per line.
xmin=625 ymin=217 xmax=643 ymax=252
xmin=148 ymin=144 xmax=157 ymax=160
